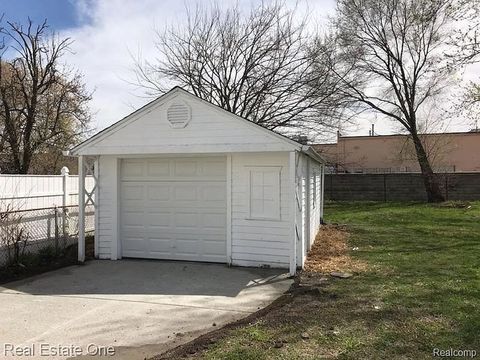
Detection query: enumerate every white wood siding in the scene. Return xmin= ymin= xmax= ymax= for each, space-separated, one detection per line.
xmin=230 ymin=153 xmax=291 ymax=268
xmin=294 ymin=153 xmax=323 ymax=267
xmin=81 ymin=92 xmax=296 ymax=155
xmin=295 ymin=153 xmax=307 ymax=267
xmin=308 ymin=160 xmax=323 ymax=250
xmin=96 ymin=155 xmax=118 ymax=259
xmin=95 ymin=152 xmax=323 ymax=270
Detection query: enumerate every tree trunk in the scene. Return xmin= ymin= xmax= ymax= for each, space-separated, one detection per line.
xmin=411 ymin=133 xmax=445 ymax=203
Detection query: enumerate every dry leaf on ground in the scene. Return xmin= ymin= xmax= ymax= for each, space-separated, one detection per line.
xmin=304 ymin=225 xmax=369 ymax=274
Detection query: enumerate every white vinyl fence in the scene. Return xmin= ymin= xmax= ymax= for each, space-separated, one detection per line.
xmin=0 ymin=168 xmax=95 ymax=210
xmin=0 ymin=168 xmax=95 ymax=267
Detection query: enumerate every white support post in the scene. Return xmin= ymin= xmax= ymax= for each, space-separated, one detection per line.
xmin=226 ymin=154 xmax=232 ymax=265
xmin=78 ymin=155 xmax=98 ymax=262
xmin=305 ymin=157 xmax=311 ymax=254
xmin=78 ymin=156 xmax=85 ymax=262
xmin=289 ymin=151 xmax=297 ymax=276
xmin=94 ymin=158 xmax=99 ymax=258
xmin=111 ymin=158 xmax=119 ymax=260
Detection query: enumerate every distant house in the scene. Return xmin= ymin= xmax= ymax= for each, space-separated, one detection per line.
xmin=314 ymin=131 xmax=480 ymax=173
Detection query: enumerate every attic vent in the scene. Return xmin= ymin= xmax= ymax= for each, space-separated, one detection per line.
xmin=167 ymin=101 xmax=191 ymax=128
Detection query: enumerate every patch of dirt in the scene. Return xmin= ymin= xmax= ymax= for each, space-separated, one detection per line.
xmin=303 ymin=225 xmax=369 ymax=274
xmin=149 ymin=291 xmax=296 ymax=359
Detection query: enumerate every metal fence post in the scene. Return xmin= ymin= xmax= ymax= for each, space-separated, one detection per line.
xmin=54 ymin=206 xmax=59 ymax=253
xmin=445 ymin=175 xmax=449 ymax=201
xmin=47 ymin=216 xmax=51 ymax=241
xmin=63 ymin=207 xmax=69 ymax=248
xmin=383 ymin=174 xmax=387 ymax=202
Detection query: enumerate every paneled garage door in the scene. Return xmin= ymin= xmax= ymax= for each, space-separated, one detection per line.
xmin=120 ymin=157 xmax=227 ymax=262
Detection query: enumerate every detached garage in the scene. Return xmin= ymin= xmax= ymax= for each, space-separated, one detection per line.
xmin=69 ymin=87 xmax=326 ymax=274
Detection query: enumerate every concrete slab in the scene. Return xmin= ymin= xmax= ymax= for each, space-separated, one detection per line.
xmin=0 ymin=260 xmax=292 ymax=359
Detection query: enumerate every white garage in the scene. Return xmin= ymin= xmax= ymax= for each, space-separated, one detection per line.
xmin=69 ymin=87 xmax=325 ymax=274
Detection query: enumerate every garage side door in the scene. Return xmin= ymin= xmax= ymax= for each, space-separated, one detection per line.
xmin=120 ymin=157 xmax=227 ymax=263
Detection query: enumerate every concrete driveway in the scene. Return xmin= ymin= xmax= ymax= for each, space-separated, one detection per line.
xmin=0 ymin=260 xmax=291 ymax=359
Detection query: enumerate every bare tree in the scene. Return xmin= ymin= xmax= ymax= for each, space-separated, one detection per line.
xmin=328 ymin=0 xmax=480 ymax=202
xmin=472 ymin=84 xmax=480 ymax=102
xmin=0 ymin=203 xmax=29 ymax=267
xmin=133 ymin=2 xmax=346 ymax=140
xmin=0 ymin=19 xmax=91 ymax=174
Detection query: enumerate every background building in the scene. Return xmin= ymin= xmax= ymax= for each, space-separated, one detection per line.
xmin=314 ymin=130 xmax=480 ymax=173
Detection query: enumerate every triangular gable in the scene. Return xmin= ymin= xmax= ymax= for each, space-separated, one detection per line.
xmin=70 ymin=87 xmax=302 ymax=156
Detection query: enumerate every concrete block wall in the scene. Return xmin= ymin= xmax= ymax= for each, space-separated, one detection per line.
xmin=325 ymin=173 xmax=480 ymax=201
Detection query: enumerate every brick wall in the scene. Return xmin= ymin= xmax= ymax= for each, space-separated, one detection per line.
xmin=325 ymin=173 xmax=480 ymax=201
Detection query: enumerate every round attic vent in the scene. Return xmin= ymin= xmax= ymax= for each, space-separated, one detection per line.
xmin=166 ymin=101 xmax=191 ymax=128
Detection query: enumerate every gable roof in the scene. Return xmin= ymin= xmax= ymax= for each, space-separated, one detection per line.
xmin=68 ymin=87 xmax=324 ymax=163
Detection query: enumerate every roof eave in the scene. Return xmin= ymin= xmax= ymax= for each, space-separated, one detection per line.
xmin=301 ymin=145 xmax=327 ymax=164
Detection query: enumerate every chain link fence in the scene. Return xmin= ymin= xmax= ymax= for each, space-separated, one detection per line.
xmin=0 ymin=205 xmax=94 ymax=268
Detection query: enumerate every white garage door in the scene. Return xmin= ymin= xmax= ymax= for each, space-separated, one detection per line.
xmin=120 ymin=157 xmax=227 ymax=263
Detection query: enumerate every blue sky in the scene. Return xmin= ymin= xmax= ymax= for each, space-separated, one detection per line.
xmin=1 ymin=0 xmax=82 ymax=30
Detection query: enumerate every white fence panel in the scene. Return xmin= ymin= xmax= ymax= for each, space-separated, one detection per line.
xmin=0 ymin=169 xmax=96 ymax=267
xmin=0 ymin=171 xmax=94 ymax=211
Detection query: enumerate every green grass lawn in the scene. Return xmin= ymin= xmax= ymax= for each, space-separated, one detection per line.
xmin=174 ymin=201 xmax=480 ymax=360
